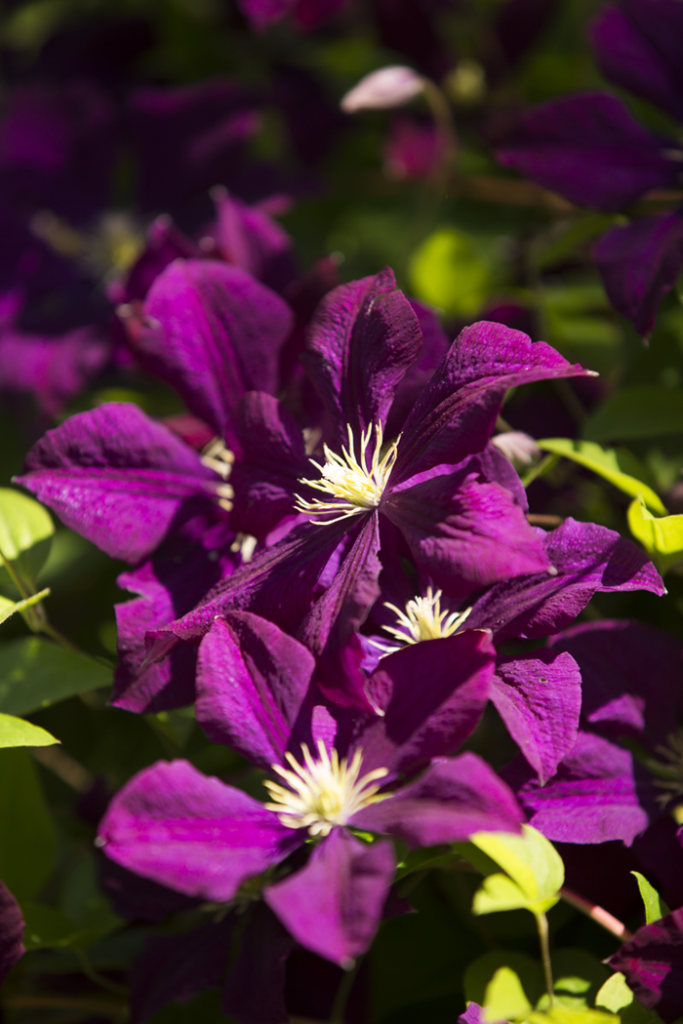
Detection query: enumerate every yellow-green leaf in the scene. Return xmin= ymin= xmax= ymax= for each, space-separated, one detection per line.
xmin=0 ymin=488 xmax=53 ymax=590
xmin=0 ymin=712 xmax=58 ymax=748
xmin=409 ymin=228 xmax=492 ymax=317
xmin=471 ymin=825 xmax=564 ymax=917
xmin=537 ymin=439 xmax=666 ymax=514
xmin=631 ymin=872 xmax=669 ymax=924
xmin=0 ymin=588 xmax=50 ymax=626
xmin=627 ymin=496 xmax=683 ymax=573
xmin=483 ymin=967 xmax=533 ymax=1024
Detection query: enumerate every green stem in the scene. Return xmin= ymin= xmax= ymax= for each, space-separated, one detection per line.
xmin=535 ymin=913 xmax=554 ymax=1007
xmin=560 ymin=887 xmax=633 ymax=941
xmin=329 ymin=957 xmax=360 ymax=1024
xmin=76 ymin=949 xmax=127 ymax=996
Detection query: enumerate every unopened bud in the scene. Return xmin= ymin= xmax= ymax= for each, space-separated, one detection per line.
xmin=492 ymin=431 xmax=541 ymax=470
xmin=341 ymin=66 xmax=424 ymax=113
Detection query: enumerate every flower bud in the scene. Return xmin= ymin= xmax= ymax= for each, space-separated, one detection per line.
xmin=341 ymin=66 xmax=424 ymax=113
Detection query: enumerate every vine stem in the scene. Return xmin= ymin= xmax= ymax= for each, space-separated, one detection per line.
xmin=535 ymin=912 xmax=554 ymax=1007
xmin=560 ymin=887 xmax=634 ymax=942
xmin=329 ymin=957 xmax=360 ymax=1024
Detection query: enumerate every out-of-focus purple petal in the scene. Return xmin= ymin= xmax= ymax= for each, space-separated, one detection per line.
xmin=392 ymin=321 xmax=591 ymax=484
xmin=593 ymin=212 xmax=683 ymax=337
xmin=493 ymin=0 xmax=560 ymax=73
xmin=384 ymin=463 xmax=550 ymax=598
xmin=195 ymin=614 xmax=315 ymax=768
xmin=509 ymin=730 xmax=655 ymax=845
xmin=264 ymin=828 xmax=395 ymax=966
xmin=496 ymin=93 xmax=679 ymax=211
xmin=129 ymin=915 xmax=236 ymax=1024
xmin=99 ymin=760 xmax=302 ymax=902
xmin=137 ymin=260 xmax=293 ymax=438
xmin=209 ymin=188 xmax=297 ymax=293
xmin=608 ymin=908 xmax=683 ymax=1023
xmin=372 ymin=0 xmax=453 ymax=81
xmin=0 ymin=881 xmax=24 ymax=984
xmin=361 ymin=630 xmax=495 ymax=776
xmin=99 ymin=856 xmax=200 ymax=923
xmin=237 ymin=0 xmax=294 ymax=30
xmin=386 ymin=298 xmax=449 ymax=437
xmin=351 ymin=753 xmax=524 ymax=846
xmin=459 ymin=1003 xmax=484 ymax=1024
xmin=221 ymin=903 xmax=294 ymax=1024
xmin=293 ymin=0 xmax=347 ymax=30
xmin=230 ymin=392 xmax=311 ymax=540
xmin=591 ymin=0 xmax=683 ymax=124
xmin=384 ymin=116 xmax=447 ymax=181
xmin=17 ymin=403 xmax=220 ymax=563
xmin=0 ymin=324 xmax=109 ymax=417
xmin=491 ymin=651 xmax=582 ymax=784
xmin=120 ymin=216 xmax=201 ymax=303
xmin=467 ymin=518 xmax=665 ymax=641
xmin=302 ymin=268 xmax=422 ymax=450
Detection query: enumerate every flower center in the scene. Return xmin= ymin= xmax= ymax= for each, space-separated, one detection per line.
xmin=372 ymin=587 xmax=471 ymax=653
xmin=294 ymin=423 xmax=398 ymax=525
xmin=263 ymin=740 xmax=389 ymax=837
xmin=647 ymin=731 xmax=683 ymax=807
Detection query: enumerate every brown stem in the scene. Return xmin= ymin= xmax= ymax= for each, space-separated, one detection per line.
xmin=560 ymin=887 xmax=634 ymax=941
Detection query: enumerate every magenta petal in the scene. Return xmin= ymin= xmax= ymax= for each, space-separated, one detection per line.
xmin=302 ymin=268 xmax=422 ymax=449
xmin=264 ymin=828 xmax=395 ymax=966
xmin=608 ymin=908 xmax=683 ymax=1023
xmin=195 ymin=614 xmax=315 ymax=768
xmin=212 ymin=189 xmax=297 ymax=293
xmin=491 ymin=651 xmax=581 ymax=784
xmin=138 ymin=260 xmax=293 ymax=437
xmin=496 ymin=92 xmax=679 ymax=211
xmin=593 ymin=212 xmax=683 ymax=337
xmin=99 ymin=760 xmax=302 ymax=902
xmin=385 ymin=465 xmax=550 ymax=598
xmin=351 ymin=753 xmax=524 ymax=847
xmin=221 ymin=904 xmax=294 ymax=1024
xmin=591 ymin=0 xmax=683 ymax=124
xmin=17 ymin=403 xmax=220 ymax=562
xmin=237 ymin=0 xmax=294 ymax=30
xmin=511 ymin=731 xmax=654 ymax=845
xmin=392 ymin=321 xmax=590 ymax=483
xmin=0 ymin=881 xmax=24 ymax=984
xmin=362 ymin=630 xmax=495 ymax=776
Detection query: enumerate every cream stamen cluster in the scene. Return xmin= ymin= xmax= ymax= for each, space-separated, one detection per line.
xmin=294 ymin=423 xmax=398 ymax=524
xmin=264 ymin=740 xmax=389 ymax=837
xmin=372 ymin=588 xmax=471 ymax=654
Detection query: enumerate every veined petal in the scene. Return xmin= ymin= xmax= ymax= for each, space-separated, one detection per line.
xmin=608 ymin=908 xmax=683 ymax=1022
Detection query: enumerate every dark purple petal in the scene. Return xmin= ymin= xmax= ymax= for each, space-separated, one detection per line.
xmin=221 ymin=903 xmax=294 ymax=1024
xmin=466 ymin=518 xmax=665 ymax=641
xmin=496 ymin=92 xmax=679 ymax=211
xmin=608 ymin=908 xmax=683 ymax=1023
xmin=459 ymin=1003 xmax=484 ymax=1024
xmin=591 ymin=0 xmax=683 ymax=124
xmin=492 ymin=651 xmax=581 ymax=785
xmin=392 ymin=321 xmax=591 ymax=484
xmin=17 ymin=403 xmax=221 ymax=563
xmin=351 ymin=753 xmax=524 ymax=846
xmin=361 ymin=630 xmax=495 ymax=777
xmin=99 ymin=760 xmax=302 ymax=902
xmin=383 ymin=116 xmax=447 ymax=182
xmin=593 ymin=212 xmax=683 ymax=337
xmin=210 ymin=189 xmax=297 ymax=293
xmin=129 ymin=915 xmax=236 ymax=1024
xmin=0 ymin=881 xmax=24 ymax=984
xmin=99 ymin=856 xmax=200 ymax=923
xmin=384 ymin=463 xmax=550 ymax=599
xmin=548 ymin=619 xmax=682 ymax=748
xmin=264 ymin=828 xmax=395 ymax=966
xmin=137 ymin=260 xmax=293 ymax=438
xmin=237 ymin=0 xmax=294 ymax=30
xmin=297 ymin=514 xmax=381 ymax=711
xmin=229 ymin=392 xmax=311 ymax=540
xmin=119 ymin=216 xmax=201 ymax=303
xmin=195 ymin=614 xmax=315 ymax=768
xmin=509 ymin=731 xmax=655 ymax=845
xmin=302 ymin=268 xmax=422 ymax=449
xmin=385 ymin=298 xmax=450 ymax=437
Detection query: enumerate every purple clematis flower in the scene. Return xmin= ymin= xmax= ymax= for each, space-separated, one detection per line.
xmin=141 ymin=268 xmax=593 ymax=710
xmin=0 ymin=880 xmax=24 ymax=984
xmin=99 ymin=612 xmax=523 ymax=968
xmin=495 ymin=0 xmax=683 ymax=336
xmin=608 ymin=908 xmax=683 ymax=1022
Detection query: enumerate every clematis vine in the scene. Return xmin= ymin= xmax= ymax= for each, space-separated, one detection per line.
xmin=98 ymin=611 xmax=524 ymax=968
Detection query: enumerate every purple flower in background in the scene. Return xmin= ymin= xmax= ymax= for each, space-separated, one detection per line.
xmin=0 ymin=881 xmax=25 ymax=984
xmin=99 ymin=612 xmax=523 ymax=967
xmin=236 ymin=0 xmax=346 ymax=32
xmin=383 ymin=115 xmax=448 ymax=181
xmin=608 ymin=908 xmax=683 ymax=1022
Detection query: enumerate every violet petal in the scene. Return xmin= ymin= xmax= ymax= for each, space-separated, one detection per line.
xmin=222 ymin=903 xmax=294 ymax=1024
xmin=608 ymin=908 xmax=683 ymax=1023
xmin=0 ymin=881 xmax=24 ymax=984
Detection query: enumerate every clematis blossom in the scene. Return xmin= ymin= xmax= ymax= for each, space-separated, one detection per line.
xmin=99 ymin=612 xmax=524 ymax=970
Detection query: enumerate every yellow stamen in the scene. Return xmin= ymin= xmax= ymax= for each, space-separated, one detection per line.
xmin=371 ymin=587 xmax=471 ymax=654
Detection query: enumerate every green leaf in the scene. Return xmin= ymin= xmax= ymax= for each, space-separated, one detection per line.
xmin=0 ymin=588 xmax=50 ymax=626
xmin=627 ymin=496 xmax=683 ymax=574
xmin=632 ymin=872 xmax=669 ymax=924
xmin=0 ymin=488 xmax=53 ymax=591
xmin=471 ymin=825 xmax=565 ymax=917
xmin=483 ymin=966 xmax=533 ymax=1023
xmin=465 ymin=951 xmax=544 ymax=1009
xmin=529 ymin=1006 xmax=619 ymax=1024
xmin=551 ymin=950 xmax=611 ymax=1011
xmin=0 ymin=636 xmax=112 ymax=717
xmin=409 ymin=228 xmax=492 ymax=316
xmin=0 ymin=712 xmax=58 ymax=748
xmin=0 ymin=748 xmax=56 ymax=901
xmin=596 ymin=973 xmax=661 ymax=1024
xmin=584 ymin=386 xmax=683 ymax=442
xmin=22 ymin=903 xmax=87 ymax=950
xmin=537 ymin=439 xmax=666 ymax=514
xmin=394 ymin=845 xmax=458 ymax=881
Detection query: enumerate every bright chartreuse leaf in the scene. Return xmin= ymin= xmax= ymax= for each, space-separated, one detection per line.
xmin=471 ymin=825 xmax=565 ymax=917
xmin=528 ymin=1006 xmax=619 ymax=1024
xmin=0 ymin=488 xmax=53 ymax=591
xmin=595 ymin=973 xmax=660 ymax=1024
xmin=483 ymin=966 xmax=533 ymax=1023
xmin=0 ymin=588 xmax=50 ymax=627
xmin=0 ymin=748 xmax=56 ymax=901
xmin=0 ymin=636 xmax=112 ymax=716
xmin=537 ymin=439 xmax=666 ymax=514
xmin=409 ymin=228 xmax=492 ymax=316
xmin=550 ymin=950 xmax=611 ymax=1011
xmin=0 ymin=712 xmax=58 ymax=748
xmin=627 ymin=496 xmax=683 ymax=573
xmin=465 ymin=951 xmax=544 ymax=1009
xmin=632 ymin=872 xmax=669 ymax=924
xmin=584 ymin=386 xmax=683 ymax=442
